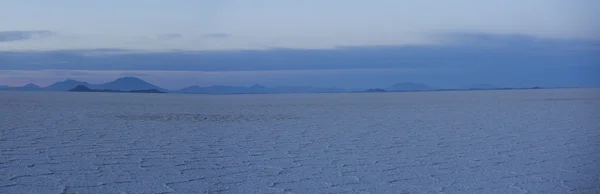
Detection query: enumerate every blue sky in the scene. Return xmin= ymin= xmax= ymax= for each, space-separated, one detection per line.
xmin=0 ymin=0 xmax=599 ymax=89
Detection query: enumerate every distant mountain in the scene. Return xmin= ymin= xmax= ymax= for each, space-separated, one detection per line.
xmin=45 ymin=79 xmax=90 ymax=91
xmin=177 ymin=85 xmax=203 ymax=93
xmin=0 ymin=85 xmax=8 ymax=89
xmin=0 ymin=77 xmax=552 ymax=94
xmin=464 ymin=84 xmax=545 ymax=91
xmin=69 ymin=85 xmax=94 ymax=92
xmin=40 ymin=77 xmax=165 ymax=92
xmin=22 ymin=83 xmax=41 ymax=89
xmin=70 ymin=85 xmax=165 ymax=93
xmin=0 ymin=83 xmax=42 ymax=91
xmin=92 ymin=77 xmax=166 ymax=92
xmin=248 ymin=84 xmax=269 ymax=93
xmin=387 ymin=82 xmax=433 ymax=91
xmin=249 ymin=84 xmax=267 ymax=89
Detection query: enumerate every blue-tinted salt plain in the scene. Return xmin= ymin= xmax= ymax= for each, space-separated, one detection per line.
xmin=1 ymin=89 xmax=599 ymax=193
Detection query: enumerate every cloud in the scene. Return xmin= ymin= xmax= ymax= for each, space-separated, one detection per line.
xmin=0 ymin=33 xmax=597 ymax=72
xmin=0 ymin=30 xmax=55 ymax=42
xmin=203 ymin=33 xmax=231 ymax=39
xmin=157 ymin=33 xmax=182 ymax=39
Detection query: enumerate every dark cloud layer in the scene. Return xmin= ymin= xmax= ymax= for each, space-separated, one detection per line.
xmin=1 ymin=33 xmax=597 ymax=71
xmin=0 ymin=30 xmax=55 ymax=42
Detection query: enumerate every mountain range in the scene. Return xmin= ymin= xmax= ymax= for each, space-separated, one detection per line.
xmin=43 ymin=77 xmax=166 ymax=92
xmin=0 ymin=77 xmax=546 ymax=94
xmin=175 ymin=84 xmax=346 ymax=94
xmin=0 ymin=77 xmax=347 ymax=94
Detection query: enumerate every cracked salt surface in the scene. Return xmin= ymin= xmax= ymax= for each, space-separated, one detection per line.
xmin=1 ymin=89 xmax=599 ymax=193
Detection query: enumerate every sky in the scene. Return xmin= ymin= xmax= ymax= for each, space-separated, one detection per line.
xmin=0 ymin=0 xmax=599 ymax=89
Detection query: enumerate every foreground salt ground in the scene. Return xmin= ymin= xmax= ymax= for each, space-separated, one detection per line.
xmin=1 ymin=89 xmax=599 ymax=193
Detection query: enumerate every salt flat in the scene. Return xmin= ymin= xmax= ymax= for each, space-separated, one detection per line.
xmin=1 ymin=89 xmax=599 ymax=193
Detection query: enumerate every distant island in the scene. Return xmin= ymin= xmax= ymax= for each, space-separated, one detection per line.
xmin=0 ymin=76 xmax=556 ymax=95
xmin=69 ymin=85 xmax=165 ymax=93
xmin=355 ymin=85 xmax=546 ymax=93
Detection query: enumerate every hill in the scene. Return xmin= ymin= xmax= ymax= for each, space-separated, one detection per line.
xmin=0 ymin=83 xmax=42 ymax=91
xmin=45 ymin=79 xmax=90 ymax=91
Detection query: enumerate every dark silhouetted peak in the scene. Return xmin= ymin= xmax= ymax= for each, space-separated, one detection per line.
xmin=114 ymin=77 xmax=145 ymax=82
xmin=108 ymin=77 xmax=152 ymax=86
xmin=0 ymin=83 xmax=42 ymax=91
xmin=69 ymin=85 xmax=93 ymax=92
xmin=45 ymin=79 xmax=90 ymax=91
xmin=178 ymin=85 xmax=210 ymax=93
xmin=249 ymin=84 xmax=266 ymax=89
xmin=23 ymin=83 xmax=40 ymax=89
xmin=97 ymin=77 xmax=165 ymax=91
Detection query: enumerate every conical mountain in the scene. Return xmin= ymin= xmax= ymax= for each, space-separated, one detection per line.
xmin=94 ymin=77 xmax=165 ymax=91
xmin=22 ymin=83 xmax=41 ymax=89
